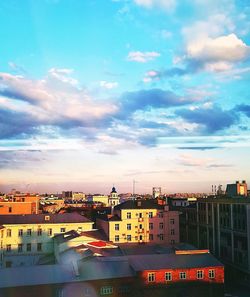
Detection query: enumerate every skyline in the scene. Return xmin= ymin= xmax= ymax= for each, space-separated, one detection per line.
xmin=0 ymin=0 xmax=250 ymax=193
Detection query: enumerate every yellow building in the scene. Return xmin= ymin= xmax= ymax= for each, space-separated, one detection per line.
xmin=0 ymin=213 xmax=94 ymax=268
xmin=97 ymin=200 xmax=180 ymax=244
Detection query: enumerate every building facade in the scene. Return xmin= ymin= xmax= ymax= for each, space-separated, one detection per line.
xmin=97 ymin=200 xmax=180 ymax=244
xmin=0 ymin=213 xmax=94 ymax=268
xmin=181 ymin=196 xmax=250 ymax=278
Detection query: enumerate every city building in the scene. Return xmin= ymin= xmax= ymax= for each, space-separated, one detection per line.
xmin=226 ymin=180 xmax=248 ymax=197
xmin=87 ymin=195 xmax=109 ymax=206
xmin=72 ymin=192 xmax=86 ymax=201
xmin=0 ymin=194 xmax=39 ymax=215
xmin=180 ymin=194 xmax=250 ymax=280
xmin=97 ymin=199 xmax=180 ymax=244
xmin=108 ymin=186 xmax=120 ymax=206
xmin=152 ymin=187 xmax=161 ymax=199
xmin=0 ymin=244 xmax=224 ymax=297
xmin=0 ymin=213 xmax=94 ymax=268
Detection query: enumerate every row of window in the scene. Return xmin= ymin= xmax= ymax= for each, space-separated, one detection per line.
xmin=114 ymin=223 xmax=175 ymax=231
xmin=125 ymin=212 xmax=175 ymax=223
xmin=113 ymin=234 xmax=175 ymax=243
xmin=148 ymin=269 xmax=215 ymax=282
xmin=6 ymin=243 xmax=43 ymax=252
xmin=5 ymin=228 xmax=67 ymax=237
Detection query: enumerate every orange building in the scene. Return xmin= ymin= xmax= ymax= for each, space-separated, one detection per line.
xmin=0 ymin=195 xmax=39 ymax=215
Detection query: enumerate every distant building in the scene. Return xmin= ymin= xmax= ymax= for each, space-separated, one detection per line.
xmin=0 ymin=194 xmax=39 ymax=215
xmin=0 ymin=213 xmax=94 ymax=268
xmin=62 ymin=191 xmax=73 ymax=198
xmin=152 ymin=187 xmax=161 ymax=199
xmin=97 ymin=199 xmax=180 ymax=244
xmin=72 ymin=192 xmax=86 ymax=201
xmin=108 ymin=186 xmax=120 ymax=206
xmin=87 ymin=195 xmax=109 ymax=206
xmin=226 ymin=180 xmax=248 ymax=197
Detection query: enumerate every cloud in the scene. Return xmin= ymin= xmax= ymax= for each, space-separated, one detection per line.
xmin=178 ymin=146 xmax=219 ymax=151
xmin=127 ymin=51 xmax=160 ymax=63
xmin=176 ymin=105 xmax=237 ymax=133
xmin=100 ymin=81 xmax=119 ymax=89
xmin=177 ymin=154 xmax=233 ymax=168
xmin=134 ymin=0 xmax=176 ymax=11
xmin=236 ymin=104 xmax=250 ymax=117
xmin=0 ymin=70 xmax=118 ymax=139
xmin=185 ymin=34 xmax=250 ymax=72
xmin=118 ymin=88 xmax=194 ymax=118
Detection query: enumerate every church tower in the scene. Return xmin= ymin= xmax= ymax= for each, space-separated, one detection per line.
xmin=108 ymin=186 xmax=120 ymax=206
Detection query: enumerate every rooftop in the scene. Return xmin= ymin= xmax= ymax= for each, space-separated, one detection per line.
xmin=114 ymin=199 xmax=164 ymax=210
xmin=0 ymin=213 xmax=91 ymax=225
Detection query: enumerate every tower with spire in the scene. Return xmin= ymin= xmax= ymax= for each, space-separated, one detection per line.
xmin=108 ymin=186 xmax=120 ymax=207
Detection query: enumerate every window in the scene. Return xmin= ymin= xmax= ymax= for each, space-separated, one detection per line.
xmin=6 ymin=261 xmax=12 ymax=268
xmin=170 ymin=218 xmax=175 ymax=224
xmin=171 ymin=229 xmax=175 ymax=235
xmin=159 ymin=222 xmax=164 ymax=229
xmin=179 ymin=272 xmax=186 ymax=279
xmin=149 ymin=223 xmax=153 ymax=230
xmin=209 ymin=269 xmax=215 ymax=279
xmin=6 ymin=244 xmax=11 ymax=252
xmin=119 ymin=286 xmax=130 ymax=294
xmin=149 ymin=212 xmax=153 ymax=218
xmin=127 ymin=212 xmax=131 ymax=219
xmin=8 ymin=207 xmax=12 ymax=213
xmin=165 ymin=272 xmax=172 ymax=281
xmin=127 ymin=224 xmax=131 ymax=230
xmin=48 ymin=228 xmax=52 ymax=236
xmin=139 ymin=212 xmax=142 ymax=218
xmin=159 ymin=234 xmax=164 ymax=240
xmin=27 ymin=229 xmax=32 ymax=236
xmin=37 ymin=243 xmax=42 ymax=251
xmin=149 ymin=234 xmax=154 ymax=240
xmin=171 ymin=239 xmax=175 ymax=244
xmin=18 ymin=229 xmax=23 ymax=237
xmin=197 ymin=270 xmax=204 ymax=279
xmin=18 ymin=244 xmax=23 ymax=253
xmin=37 ymin=228 xmax=42 ymax=236
xmin=139 ymin=224 xmax=143 ymax=229
xmin=115 ymin=224 xmax=119 ymax=231
xmin=127 ymin=235 xmax=131 ymax=241
xmin=27 ymin=243 xmax=31 ymax=252
xmin=60 ymin=228 xmax=66 ymax=233
xmin=158 ymin=212 xmax=163 ymax=218
xmin=100 ymin=286 xmax=113 ymax=295
xmin=148 ymin=272 xmax=155 ymax=282
xmin=115 ymin=235 xmax=119 ymax=242
xmin=6 ymin=229 xmax=11 ymax=237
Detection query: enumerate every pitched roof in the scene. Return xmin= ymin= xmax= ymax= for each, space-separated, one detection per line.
xmin=114 ymin=199 xmax=164 ymax=210
xmin=0 ymin=213 xmax=91 ymax=225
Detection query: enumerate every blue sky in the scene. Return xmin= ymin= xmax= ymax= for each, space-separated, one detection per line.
xmin=0 ymin=0 xmax=250 ymax=194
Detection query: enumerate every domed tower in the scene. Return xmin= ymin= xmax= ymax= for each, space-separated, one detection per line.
xmin=109 ymin=186 xmax=120 ymax=206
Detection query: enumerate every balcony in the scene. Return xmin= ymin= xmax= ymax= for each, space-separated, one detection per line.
xmin=138 ymin=218 xmax=144 ymax=222
xmin=138 ymin=229 xmax=144 ymax=233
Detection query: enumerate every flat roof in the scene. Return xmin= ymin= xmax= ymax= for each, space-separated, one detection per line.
xmin=0 ymin=213 xmax=91 ymax=225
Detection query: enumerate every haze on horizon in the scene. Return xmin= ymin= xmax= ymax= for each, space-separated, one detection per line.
xmin=0 ymin=0 xmax=250 ymax=194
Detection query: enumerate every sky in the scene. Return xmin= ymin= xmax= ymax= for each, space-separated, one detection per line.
xmin=0 ymin=0 xmax=250 ymax=194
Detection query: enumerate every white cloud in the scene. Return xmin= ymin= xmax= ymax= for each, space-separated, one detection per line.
xmin=100 ymin=81 xmax=119 ymax=89
xmin=134 ymin=0 xmax=176 ymax=11
xmin=127 ymin=51 xmax=160 ymax=63
xmin=186 ymin=34 xmax=250 ymax=64
xmin=0 ymin=70 xmax=118 ymax=125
